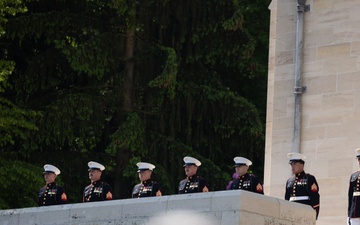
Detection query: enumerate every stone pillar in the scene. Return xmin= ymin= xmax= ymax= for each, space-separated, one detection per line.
xmin=265 ymin=0 xmax=360 ymax=224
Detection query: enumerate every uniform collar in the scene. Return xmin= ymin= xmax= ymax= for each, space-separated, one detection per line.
xmin=142 ymin=179 xmax=152 ymax=185
xmin=188 ymin=174 xmax=198 ymax=179
xmin=240 ymin=173 xmax=249 ymax=179
xmin=46 ymin=182 xmax=56 ymax=186
xmin=295 ymin=171 xmax=306 ymax=177
xmin=92 ymin=180 xmax=101 ymax=185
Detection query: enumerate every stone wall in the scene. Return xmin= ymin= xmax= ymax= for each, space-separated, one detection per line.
xmin=265 ymin=0 xmax=360 ymax=224
xmin=0 ymin=191 xmax=315 ymax=225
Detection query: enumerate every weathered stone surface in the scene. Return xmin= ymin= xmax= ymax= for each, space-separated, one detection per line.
xmin=0 ymin=191 xmax=315 ymax=225
xmin=266 ymin=1 xmax=360 ymax=225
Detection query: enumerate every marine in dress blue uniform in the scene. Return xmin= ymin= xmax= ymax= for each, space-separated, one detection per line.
xmin=178 ymin=156 xmax=209 ymax=194
xmin=348 ymin=148 xmax=360 ymax=225
xmin=285 ymin=153 xmax=320 ymax=220
xmin=132 ymin=162 xmax=162 ymax=198
xmin=230 ymin=157 xmax=264 ymax=194
xmin=83 ymin=161 xmax=113 ymax=202
xmin=38 ymin=164 xmax=67 ymax=206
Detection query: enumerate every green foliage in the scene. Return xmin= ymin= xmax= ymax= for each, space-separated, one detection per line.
xmin=0 ymin=97 xmax=39 ymax=147
xmin=123 ymin=156 xmax=142 ymax=179
xmin=148 ymin=46 xmax=178 ymax=100
xmin=0 ymin=60 xmax=14 ymax=92
xmin=200 ymin=85 xmax=262 ymax=137
xmin=110 ymin=0 xmax=134 ymax=19
xmin=0 ymin=0 xmax=271 ymax=205
xmin=54 ymin=33 xmax=120 ymax=77
xmin=0 ymin=0 xmax=27 ymax=36
xmin=0 ymin=158 xmax=43 ymax=209
xmin=0 ymin=0 xmax=38 ymax=150
xmin=33 ymin=93 xmax=107 ymax=151
xmin=106 ymin=112 xmax=147 ymax=157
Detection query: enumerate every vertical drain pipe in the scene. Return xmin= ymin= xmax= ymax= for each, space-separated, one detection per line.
xmin=293 ymin=0 xmax=308 ymax=153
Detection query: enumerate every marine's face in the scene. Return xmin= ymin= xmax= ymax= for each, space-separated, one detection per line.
xmin=184 ymin=165 xmax=198 ymax=177
xmin=357 ymin=158 xmax=360 ymax=167
xmin=139 ymin=170 xmax=152 ymax=181
xmin=235 ymin=165 xmax=249 ymax=176
xmin=44 ymin=172 xmax=56 ymax=184
xmin=289 ymin=161 xmax=304 ymax=174
xmin=88 ymin=169 xmax=102 ymax=182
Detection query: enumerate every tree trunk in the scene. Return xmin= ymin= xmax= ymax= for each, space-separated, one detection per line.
xmin=113 ymin=28 xmax=135 ymax=198
xmin=123 ymin=30 xmax=135 ymax=112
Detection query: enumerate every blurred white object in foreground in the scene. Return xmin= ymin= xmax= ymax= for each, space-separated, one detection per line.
xmin=147 ymin=210 xmax=218 ymax=225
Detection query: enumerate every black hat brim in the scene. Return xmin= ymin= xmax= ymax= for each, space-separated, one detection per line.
xmin=183 ymin=163 xmax=197 ymax=167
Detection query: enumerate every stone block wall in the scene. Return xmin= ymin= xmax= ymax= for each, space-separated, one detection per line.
xmin=265 ymin=0 xmax=360 ymax=224
xmin=0 ymin=191 xmax=315 ymax=225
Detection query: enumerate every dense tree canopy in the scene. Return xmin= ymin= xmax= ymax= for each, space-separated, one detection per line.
xmin=0 ymin=0 xmax=271 ymax=208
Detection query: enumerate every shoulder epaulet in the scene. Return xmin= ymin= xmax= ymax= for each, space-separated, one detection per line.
xmin=352 ymin=171 xmax=360 ymax=176
xmin=287 ymin=175 xmax=295 ymax=181
xmin=351 ymin=171 xmax=360 ymax=182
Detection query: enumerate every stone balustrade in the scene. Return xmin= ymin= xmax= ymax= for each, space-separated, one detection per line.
xmin=0 ymin=190 xmax=316 ymax=225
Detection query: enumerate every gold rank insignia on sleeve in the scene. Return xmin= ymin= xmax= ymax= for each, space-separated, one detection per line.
xmin=311 ymin=183 xmax=318 ymax=192
xmin=202 ymin=186 xmax=209 ymax=192
xmin=106 ymin=191 xmax=113 ymax=200
xmin=156 ymin=190 xmax=162 ymax=196
xmin=256 ymin=183 xmax=263 ymax=192
xmin=61 ymin=193 xmax=67 ymax=201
